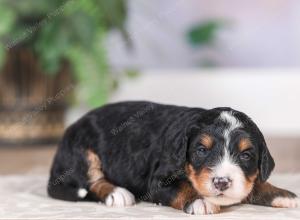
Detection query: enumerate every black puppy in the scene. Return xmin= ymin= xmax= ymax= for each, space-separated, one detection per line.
xmin=48 ymin=101 xmax=298 ymax=214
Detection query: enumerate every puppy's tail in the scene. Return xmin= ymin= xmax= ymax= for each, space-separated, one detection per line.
xmin=47 ymin=181 xmax=88 ymax=201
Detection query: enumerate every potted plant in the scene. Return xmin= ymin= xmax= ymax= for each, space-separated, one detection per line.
xmin=0 ymin=0 xmax=128 ymax=145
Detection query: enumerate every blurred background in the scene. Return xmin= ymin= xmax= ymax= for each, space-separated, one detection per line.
xmin=0 ymin=0 xmax=299 ymax=175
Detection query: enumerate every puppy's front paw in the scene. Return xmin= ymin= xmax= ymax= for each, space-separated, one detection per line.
xmin=105 ymin=187 xmax=135 ymax=207
xmin=271 ymin=197 xmax=299 ymax=208
xmin=184 ymin=199 xmax=220 ymax=215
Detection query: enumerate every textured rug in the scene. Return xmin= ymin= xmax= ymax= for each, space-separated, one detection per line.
xmin=1 ymin=174 xmax=300 ymax=219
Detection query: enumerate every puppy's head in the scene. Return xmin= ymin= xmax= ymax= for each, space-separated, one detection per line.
xmin=185 ymin=108 xmax=274 ymax=206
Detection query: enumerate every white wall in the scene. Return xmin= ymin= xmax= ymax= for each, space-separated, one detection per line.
xmin=106 ymin=0 xmax=300 ymax=69
xmin=111 ymin=69 xmax=300 ymax=136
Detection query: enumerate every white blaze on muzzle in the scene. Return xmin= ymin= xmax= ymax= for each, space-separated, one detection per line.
xmin=203 ymin=111 xmax=251 ymax=206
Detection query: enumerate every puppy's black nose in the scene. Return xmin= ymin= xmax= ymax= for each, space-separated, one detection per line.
xmin=213 ymin=177 xmax=231 ymax=191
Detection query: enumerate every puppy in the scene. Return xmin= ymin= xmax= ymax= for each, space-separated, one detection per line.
xmin=48 ymin=101 xmax=298 ymax=215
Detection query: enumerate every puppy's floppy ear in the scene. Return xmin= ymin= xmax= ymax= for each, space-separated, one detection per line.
xmin=258 ymin=137 xmax=275 ymax=182
xmin=158 ymin=121 xmax=197 ymax=180
xmin=164 ymin=126 xmax=190 ymax=173
xmin=235 ymin=111 xmax=275 ymax=182
xmin=251 ymin=122 xmax=275 ymax=182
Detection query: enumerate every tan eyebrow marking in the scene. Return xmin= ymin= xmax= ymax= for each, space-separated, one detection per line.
xmin=239 ymin=138 xmax=252 ymax=151
xmin=200 ymin=134 xmax=213 ymax=149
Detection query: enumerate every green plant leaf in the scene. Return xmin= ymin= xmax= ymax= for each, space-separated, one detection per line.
xmin=0 ymin=0 xmax=128 ymax=107
xmin=0 ymin=46 xmax=5 ymax=69
xmin=187 ymin=21 xmax=222 ymax=46
xmin=0 ymin=6 xmax=15 ymax=36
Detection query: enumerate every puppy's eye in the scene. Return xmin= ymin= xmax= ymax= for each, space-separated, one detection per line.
xmin=239 ymin=151 xmax=252 ymax=161
xmin=196 ymin=146 xmax=209 ymax=155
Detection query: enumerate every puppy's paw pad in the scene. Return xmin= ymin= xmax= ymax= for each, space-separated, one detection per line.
xmin=271 ymin=197 xmax=299 ymax=208
xmin=184 ymin=199 xmax=220 ymax=215
xmin=105 ymin=187 xmax=135 ymax=207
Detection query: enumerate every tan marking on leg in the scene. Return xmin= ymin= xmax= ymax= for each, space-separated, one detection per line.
xmin=244 ymin=180 xmax=297 ymax=207
xmin=86 ymin=149 xmax=104 ymax=182
xmin=86 ymin=149 xmax=115 ymax=201
xmin=255 ymin=182 xmax=282 ymax=195
xmin=90 ymin=179 xmax=115 ymax=199
xmin=171 ymin=181 xmax=198 ymax=210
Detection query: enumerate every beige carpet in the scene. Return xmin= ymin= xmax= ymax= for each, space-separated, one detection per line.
xmin=1 ymin=174 xmax=300 ymax=219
